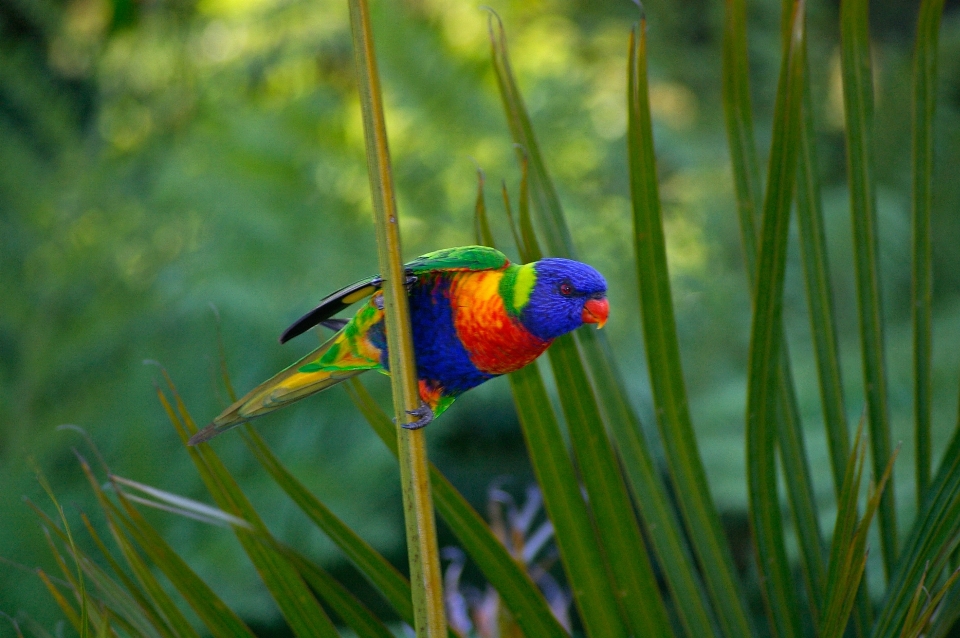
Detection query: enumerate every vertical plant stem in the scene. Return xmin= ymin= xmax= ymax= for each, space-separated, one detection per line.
xmin=745 ymin=0 xmax=806 ymax=635
xmin=840 ymin=0 xmax=898 ymax=577
xmin=912 ymin=0 xmax=945 ymax=504
xmin=347 ymin=1 xmax=446 ymax=635
xmin=631 ymin=19 xmax=754 ymax=638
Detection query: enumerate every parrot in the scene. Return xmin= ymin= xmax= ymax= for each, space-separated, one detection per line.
xmin=188 ymin=246 xmax=608 ymax=445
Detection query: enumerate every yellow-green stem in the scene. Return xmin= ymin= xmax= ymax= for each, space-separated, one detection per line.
xmin=347 ymin=1 xmax=446 ymax=636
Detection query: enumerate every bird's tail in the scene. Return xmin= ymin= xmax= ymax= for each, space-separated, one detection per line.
xmin=189 ymin=333 xmax=375 ymax=445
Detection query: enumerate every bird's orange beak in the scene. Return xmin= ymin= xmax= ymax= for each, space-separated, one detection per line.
xmin=582 ymin=297 xmax=609 ymax=329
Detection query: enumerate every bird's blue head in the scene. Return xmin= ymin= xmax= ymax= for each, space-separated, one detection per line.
xmin=513 ymin=257 xmax=609 ymax=341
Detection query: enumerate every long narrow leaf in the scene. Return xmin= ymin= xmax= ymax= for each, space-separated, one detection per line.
xmin=510 ymin=129 xmax=672 ymax=636
xmin=345 ymin=379 xmax=570 ymax=638
xmin=629 ymin=16 xmax=754 ymax=638
xmin=723 ymin=0 xmax=827 ymax=621
xmin=240 ymin=426 xmax=416 ymax=627
xmin=744 ymin=1 xmax=806 ymax=636
xmin=507 ymin=364 xmax=630 ymax=638
xmin=158 ymin=377 xmax=339 ymax=638
xmin=840 ymin=0 xmax=898 ymax=576
xmin=911 ymin=0 xmax=945 ymax=503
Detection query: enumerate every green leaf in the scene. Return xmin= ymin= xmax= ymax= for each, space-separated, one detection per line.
xmin=80 ymin=443 xmax=256 ymax=637
xmin=910 ymin=0 xmax=945 ymax=504
xmin=629 ymin=16 xmax=753 ymax=638
xmin=240 ymin=426 xmax=416 ymax=627
xmin=723 ymin=0 xmax=827 ymax=623
xmin=744 ymin=0 xmax=806 ymax=635
xmin=285 ymin=550 xmax=396 ymax=638
xmin=840 ymin=0 xmax=898 ymax=577
xmin=872 ymin=411 xmax=960 ymax=636
xmin=345 ymin=379 xmax=570 ymax=638
xmin=507 ymin=364 xmax=630 ymax=638
xmin=157 ymin=376 xmax=340 ymax=638
xmin=821 ymin=422 xmax=894 ymax=637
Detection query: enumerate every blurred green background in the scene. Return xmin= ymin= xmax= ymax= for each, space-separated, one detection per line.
xmin=4 ymin=0 xmax=960 ymax=632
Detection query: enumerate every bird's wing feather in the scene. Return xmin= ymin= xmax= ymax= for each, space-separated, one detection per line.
xmin=403 ymin=245 xmax=509 ymax=274
xmin=280 ymin=276 xmax=383 ymax=343
xmin=280 ymin=246 xmax=509 ymax=344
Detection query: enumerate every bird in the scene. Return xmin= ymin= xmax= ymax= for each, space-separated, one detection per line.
xmin=189 ymin=246 xmax=608 ymax=445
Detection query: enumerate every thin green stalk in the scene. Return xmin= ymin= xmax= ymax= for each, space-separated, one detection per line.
xmin=911 ymin=0 xmax=945 ymax=504
xmin=745 ymin=1 xmax=806 ymax=636
xmin=796 ymin=55 xmax=850 ymax=495
xmin=347 ymin=0 xmax=446 ymax=635
xmin=723 ymin=0 xmax=827 ymax=622
xmin=630 ymin=18 xmax=753 ymax=638
xmin=840 ymin=0 xmax=898 ymax=576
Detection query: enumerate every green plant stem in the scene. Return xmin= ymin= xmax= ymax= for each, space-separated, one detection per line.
xmin=840 ymin=0 xmax=898 ymax=577
xmin=347 ymin=1 xmax=446 ymax=635
xmin=912 ymin=0 xmax=945 ymax=505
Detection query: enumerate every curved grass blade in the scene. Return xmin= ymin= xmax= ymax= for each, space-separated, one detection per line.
xmin=508 ymin=137 xmax=674 ymax=636
xmin=629 ymin=17 xmax=754 ymax=638
xmin=723 ymin=0 xmax=827 ymax=621
xmin=545 ymin=334 xmax=673 ymax=637
xmin=345 ymin=379 xmax=571 ymax=638
xmin=80 ymin=446 xmax=257 ymax=637
xmin=840 ymin=0 xmax=898 ymax=576
xmin=796 ymin=57 xmax=850 ymax=493
xmin=240 ymin=426 xmax=416 ymax=628
xmin=911 ymin=0 xmax=945 ymax=503
xmin=157 ymin=378 xmax=340 ymax=638
xmin=78 ymin=512 xmax=178 ymax=638
xmin=872 ymin=406 xmax=960 ymax=636
xmin=487 ymin=11 xmax=575 ymax=259
xmin=821 ymin=422 xmax=896 ymax=638
xmin=579 ymin=326 xmax=718 ymax=638
xmin=284 ymin=550 xmax=395 ymax=638
xmin=506 ymin=364 xmax=631 ymax=638
xmin=32 ymin=465 xmax=91 ymax=638
xmin=744 ymin=1 xmax=806 ymax=635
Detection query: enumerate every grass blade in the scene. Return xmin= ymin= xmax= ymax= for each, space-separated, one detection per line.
xmin=506 ymin=364 xmax=630 ymax=638
xmin=629 ymin=17 xmax=754 ymax=638
xmin=744 ymin=1 xmax=806 ymax=635
xmin=911 ymin=0 xmax=945 ymax=503
xmin=285 ymin=550 xmax=396 ymax=638
xmin=723 ymin=0 xmax=828 ymax=621
xmin=840 ymin=0 xmax=898 ymax=576
xmin=487 ymin=11 xmax=575 ymax=259
xmin=82 ymin=440 xmax=257 ymax=637
xmin=795 ymin=50 xmax=850 ymax=494
xmin=240 ymin=426 xmax=416 ymax=627
xmin=345 ymin=379 xmax=570 ymax=638
xmin=510 ymin=128 xmax=673 ymax=636
xmin=545 ymin=334 xmax=674 ymax=637
xmin=872 ymin=409 xmax=960 ymax=636
xmin=158 ymin=377 xmax=340 ymax=638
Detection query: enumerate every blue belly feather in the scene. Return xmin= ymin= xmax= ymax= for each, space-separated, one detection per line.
xmin=366 ymin=275 xmax=494 ymax=396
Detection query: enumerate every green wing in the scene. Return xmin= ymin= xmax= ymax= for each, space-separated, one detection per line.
xmin=403 ymin=245 xmax=510 ymax=274
xmin=280 ymin=245 xmax=510 ymax=343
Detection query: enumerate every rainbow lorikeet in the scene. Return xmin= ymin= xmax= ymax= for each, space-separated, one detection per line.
xmin=189 ymin=246 xmax=608 ymax=445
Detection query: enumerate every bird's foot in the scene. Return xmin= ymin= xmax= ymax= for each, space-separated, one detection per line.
xmin=399 ymin=401 xmax=434 ymax=430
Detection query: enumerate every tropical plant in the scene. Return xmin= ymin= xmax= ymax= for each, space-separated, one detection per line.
xmin=14 ymin=0 xmax=960 ymax=636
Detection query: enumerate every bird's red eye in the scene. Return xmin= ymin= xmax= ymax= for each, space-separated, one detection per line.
xmin=559 ymin=282 xmax=573 ymax=296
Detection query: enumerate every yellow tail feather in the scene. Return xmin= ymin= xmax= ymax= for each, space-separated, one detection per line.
xmin=188 ymin=331 xmax=378 ymax=445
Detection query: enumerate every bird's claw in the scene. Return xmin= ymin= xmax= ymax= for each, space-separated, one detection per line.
xmin=398 ymin=401 xmax=434 ymax=430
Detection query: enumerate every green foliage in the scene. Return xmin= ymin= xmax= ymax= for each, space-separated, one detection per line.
xmin=7 ymin=0 xmax=960 ymax=637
